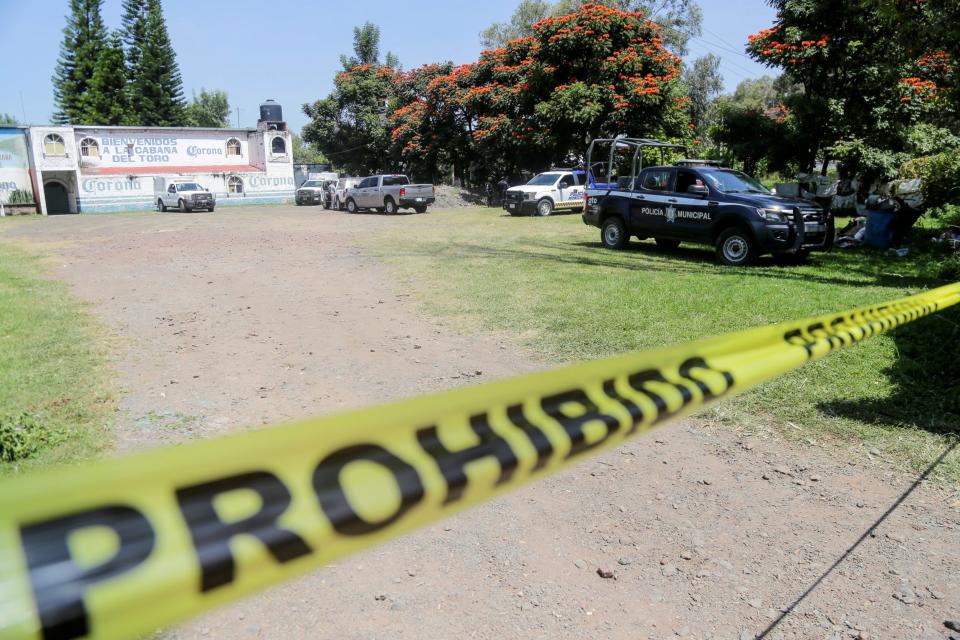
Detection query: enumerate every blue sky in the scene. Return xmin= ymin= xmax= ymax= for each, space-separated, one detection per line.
xmin=0 ymin=0 xmax=777 ymax=132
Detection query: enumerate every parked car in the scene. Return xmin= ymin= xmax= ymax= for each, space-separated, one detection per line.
xmin=328 ymin=177 xmax=361 ymax=211
xmin=502 ymin=169 xmax=586 ymax=216
xmin=153 ymin=178 xmax=215 ymax=212
xmin=344 ymin=175 xmax=435 ymax=214
xmin=582 ymin=137 xmax=833 ymax=266
xmin=296 ymin=179 xmax=333 ymax=206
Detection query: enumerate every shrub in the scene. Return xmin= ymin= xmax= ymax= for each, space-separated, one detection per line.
xmin=900 ymin=151 xmax=960 ymax=208
xmin=7 ymin=189 xmax=34 ymax=205
xmin=830 ymin=139 xmax=908 ymax=184
xmin=0 ymin=413 xmax=47 ymax=463
xmin=938 ymin=253 xmax=960 ymax=280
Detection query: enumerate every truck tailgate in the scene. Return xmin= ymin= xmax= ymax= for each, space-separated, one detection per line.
xmin=402 ymin=185 xmax=433 ymax=198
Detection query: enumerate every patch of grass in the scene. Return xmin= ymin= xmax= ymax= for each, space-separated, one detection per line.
xmin=371 ymin=208 xmax=960 ymax=482
xmin=0 ymin=242 xmax=114 ymax=473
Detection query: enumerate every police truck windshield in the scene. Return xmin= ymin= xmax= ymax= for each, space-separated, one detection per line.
xmin=698 ymin=170 xmax=769 ymax=194
xmin=176 ymin=183 xmax=203 ymax=191
xmin=526 ymin=173 xmax=560 ymax=186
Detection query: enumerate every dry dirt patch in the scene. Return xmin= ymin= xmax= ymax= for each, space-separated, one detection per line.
xmin=3 ymin=207 xmax=957 ymax=640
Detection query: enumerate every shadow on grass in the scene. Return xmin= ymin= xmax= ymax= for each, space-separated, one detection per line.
xmin=389 ymin=234 xmax=946 ymax=290
xmin=817 ymin=306 xmax=960 ymax=437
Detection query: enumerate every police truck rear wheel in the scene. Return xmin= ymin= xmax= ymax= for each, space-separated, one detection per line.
xmin=384 ymin=198 xmax=397 ymax=214
xmin=536 ymin=198 xmax=554 ymax=216
xmin=415 ymin=206 xmax=427 ymax=213
xmin=716 ymin=227 xmax=756 ymax=266
xmin=601 ymin=217 xmax=629 ymax=250
xmin=655 ymin=238 xmax=681 ymax=250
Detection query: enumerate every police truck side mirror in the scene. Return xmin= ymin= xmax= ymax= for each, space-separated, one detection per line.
xmin=687 ymin=184 xmax=709 ymax=197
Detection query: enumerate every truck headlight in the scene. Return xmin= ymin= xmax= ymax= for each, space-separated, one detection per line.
xmin=759 ymin=208 xmax=788 ymax=223
xmin=523 ymin=192 xmax=534 ymax=200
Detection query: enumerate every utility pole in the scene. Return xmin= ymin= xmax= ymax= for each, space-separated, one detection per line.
xmin=236 ymin=107 xmax=241 ymax=128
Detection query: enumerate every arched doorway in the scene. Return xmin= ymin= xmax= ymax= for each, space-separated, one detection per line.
xmin=44 ymin=181 xmax=70 ymax=214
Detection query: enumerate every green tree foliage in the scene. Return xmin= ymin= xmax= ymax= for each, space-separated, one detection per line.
xmin=683 ymin=53 xmax=722 ymax=141
xmin=393 ymin=3 xmax=691 ymax=181
xmin=0 ymin=114 xmax=18 ymax=125
xmin=52 ymin=0 xmax=107 ymax=124
xmin=746 ymin=0 xmax=957 ymax=174
xmin=711 ymin=75 xmax=799 ymax=175
xmin=81 ymin=31 xmax=130 ymax=125
xmin=302 ymin=24 xmax=398 ymax=174
xmin=291 ymin=134 xmax=328 ymax=165
xmin=184 ymin=89 xmax=230 ymax=128
xmin=120 ymin=0 xmax=148 ymax=76
xmin=127 ymin=0 xmax=186 ymax=125
xmin=480 ymin=1 xmax=552 ymax=49
xmin=483 ymin=0 xmax=702 ymax=54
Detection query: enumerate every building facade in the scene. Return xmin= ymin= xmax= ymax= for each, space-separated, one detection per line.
xmin=2 ymin=102 xmax=295 ymax=214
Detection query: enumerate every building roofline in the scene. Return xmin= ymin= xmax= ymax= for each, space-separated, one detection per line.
xmin=23 ymin=124 xmax=261 ymax=133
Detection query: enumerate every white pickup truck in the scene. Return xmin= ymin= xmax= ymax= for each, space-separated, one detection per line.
xmin=502 ymin=169 xmax=586 ymax=216
xmin=154 ymin=178 xmax=215 ymax=212
xmin=344 ymin=175 xmax=435 ymax=214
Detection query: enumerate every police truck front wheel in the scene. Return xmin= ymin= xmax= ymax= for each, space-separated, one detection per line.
xmin=178 ymin=199 xmax=191 ymax=213
xmin=536 ymin=198 xmax=554 ymax=216
xmin=716 ymin=227 xmax=757 ymax=266
xmin=346 ymin=198 xmax=358 ymax=213
xmin=601 ymin=217 xmax=629 ymax=250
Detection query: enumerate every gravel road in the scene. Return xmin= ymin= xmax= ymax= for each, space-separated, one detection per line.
xmin=3 ymin=206 xmax=957 ymax=640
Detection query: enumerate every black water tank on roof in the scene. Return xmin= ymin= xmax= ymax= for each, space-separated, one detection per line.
xmin=259 ymin=99 xmax=283 ymax=122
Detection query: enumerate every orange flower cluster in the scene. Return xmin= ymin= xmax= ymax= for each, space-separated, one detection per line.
xmin=918 ymin=50 xmax=952 ymax=74
xmin=747 ymin=26 xmax=779 ymax=44
xmin=899 ymin=76 xmax=940 ymax=101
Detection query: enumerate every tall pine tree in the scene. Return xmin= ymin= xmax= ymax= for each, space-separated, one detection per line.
xmin=127 ymin=0 xmax=185 ymax=125
xmin=51 ymin=0 xmax=107 ymax=124
xmin=120 ymin=0 xmax=148 ymax=78
xmin=82 ymin=31 xmax=131 ymax=125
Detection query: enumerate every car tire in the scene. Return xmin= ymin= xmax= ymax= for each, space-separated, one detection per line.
xmin=178 ymin=199 xmax=191 ymax=213
xmin=536 ymin=198 xmax=554 ymax=217
xmin=384 ymin=198 xmax=397 ymax=214
xmin=415 ymin=206 xmax=427 ymax=214
xmin=157 ymin=199 xmax=167 ymax=212
xmin=208 ymin=207 xmax=215 ymax=212
xmin=346 ymin=198 xmax=358 ymax=213
xmin=601 ymin=217 xmax=629 ymax=250
xmin=655 ymin=238 xmax=681 ymax=250
xmin=716 ymin=227 xmax=757 ymax=266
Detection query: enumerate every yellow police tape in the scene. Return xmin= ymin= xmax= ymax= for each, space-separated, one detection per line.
xmin=1 ymin=283 xmax=958 ymax=640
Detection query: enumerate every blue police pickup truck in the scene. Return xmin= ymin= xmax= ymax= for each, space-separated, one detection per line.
xmin=582 ymin=138 xmax=833 ymax=265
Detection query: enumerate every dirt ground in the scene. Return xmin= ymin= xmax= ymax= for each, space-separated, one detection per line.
xmin=3 ymin=206 xmax=958 ymax=640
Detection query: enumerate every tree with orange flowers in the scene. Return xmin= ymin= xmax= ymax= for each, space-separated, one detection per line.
xmin=746 ymin=0 xmax=956 ymax=179
xmin=302 ymin=23 xmax=400 ymax=174
xmin=390 ymin=3 xmax=691 ymax=182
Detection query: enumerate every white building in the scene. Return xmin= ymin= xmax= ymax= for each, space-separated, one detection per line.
xmin=12 ymin=100 xmax=295 ymax=214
